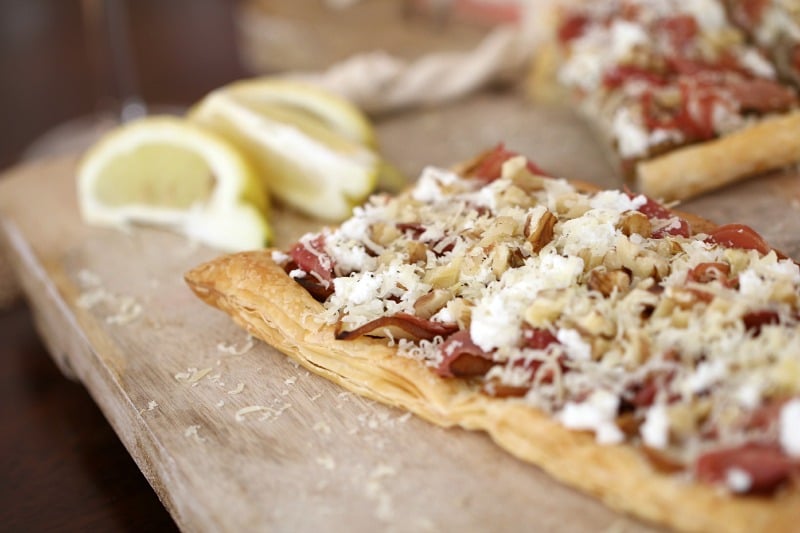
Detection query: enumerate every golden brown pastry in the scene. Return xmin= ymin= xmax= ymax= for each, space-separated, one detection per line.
xmin=527 ymin=0 xmax=800 ymax=201
xmin=187 ymin=146 xmax=800 ymax=532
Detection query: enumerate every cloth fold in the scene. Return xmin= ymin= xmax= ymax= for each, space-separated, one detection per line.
xmin=288 ymin=23 xmax=536 ymax=114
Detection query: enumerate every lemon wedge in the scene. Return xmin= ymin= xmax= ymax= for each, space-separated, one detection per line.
xmin=216 ymin=78 xmax=377 ymax=148
xmin=189 ymin=78 xmax=381 ymax=221
xmin=77 ymin=116 xmax=272 ymax=252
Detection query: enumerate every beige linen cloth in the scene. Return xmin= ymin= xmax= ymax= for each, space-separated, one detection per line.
xmin=0 ymin=6 xmax=542 ymax=309
xmin=286 ymin=22 xmax=538 ymax=114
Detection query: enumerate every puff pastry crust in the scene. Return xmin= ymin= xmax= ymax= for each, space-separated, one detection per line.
xmin=186 ymin=203 xmax=800 ymax=532
xmin=527 ymin=0 xmax=800 ymax=202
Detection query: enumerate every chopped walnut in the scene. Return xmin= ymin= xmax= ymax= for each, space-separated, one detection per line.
xmin=414 ymin=289 xmax=452 ymax=319
xmin=446 ymin=298 xmax=473 ymax=330
xmin=669 ymin=400 xmax=712 ymax=442
xmin=613 ymin=237 xmax=669 ymax=280
xmin=553 ymin=192 xmax=590 ymax=218
xmin=575 ymin=310 xmax=616 ymax=338
xmin=524 ymin=289 xmax=568 ymax=327
xmin=480 ymin=216 xmax=519 ymax=247
xmin=525 ymin=209 xmax=557 ymax=253
xmin=588 ymin=268 xmax=631 ymax=297
xmin=497 ymin=185 xmax=537 ymax=209
xmin=617 ymin=211 xmax=652 ymax=238
xmin=424 ymin=257 xmax=462 ymax=289
xmin=487 ymin=244 xmax=526 ymax=278
xmin=511 ymin=170 xmax=546 ymax=193
xmin=771 ymin=279 xmax=799 ymax=306
xmin=370 ymin=222 xmax=401 ymax=247
xmin=405 ymin=241 xmax=428 ymax=264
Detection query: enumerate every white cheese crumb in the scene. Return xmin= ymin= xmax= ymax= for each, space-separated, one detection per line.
xmin=146 ymin=400 xmax=158 ymax=411
xmin=289 ymin=269 xmax=306 ymax=279
xmin=589 ymin=190 xmax=646 ymax=212
xmin=725 ymin=468 xmax=753 ymax=493
xmin=685 ymin=359 xmax=727 ymax=394
xmin=684 ymin=0 xmax=728 ymax=31
xmin=559 ymin=390 xmax=624 ymax=445
xmin=556 ymin=329 xmax=592 ymax=361
xmin=216 ymin=400 xmax=225 ymax=408
xmin=470 ymin=254 xmax=584 ymax=351
xmin=412 ymin=166 xmax=459 ymax=203
xmin=557 ymin=24 xmax=607 ymax=91
xmin=610 ymin=20 xmax=648 ymax=60
xmin=613 ymin=107 xmax=650 ymax=158
xmin=558 ymin=209 xmax=620 ymax=258
xmin=641 ymin=404 xmax=670 ymax=450
xmin=738 ymin=270 xmax=768 ymax=299
xmin=737 ymin=48 xmax=775 ymax=78
xmin=779 ymin=399 xmax=800 ymax=457
xmin=270 ymin=250 xmax=290 ymax=264
xmin=735 ymin=381 xmax=763 ymax=409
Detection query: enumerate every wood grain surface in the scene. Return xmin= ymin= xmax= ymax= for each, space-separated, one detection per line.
xmin=1 ymin=92 xmax=799 ymax=532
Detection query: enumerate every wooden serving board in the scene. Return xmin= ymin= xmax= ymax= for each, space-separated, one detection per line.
xmin=2 ymin=93 xmax=799 ymax=532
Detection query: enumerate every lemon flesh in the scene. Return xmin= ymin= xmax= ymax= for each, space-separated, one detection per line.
xmin=92 ymin=143 xmax=214 ymax=209
xmin=77 ymin=116 xmax=271 ymax=252
xmin=220 ymin=78 xmax=377 ymax=148
xmin=190 ymin=80 xmax=381 ymax=221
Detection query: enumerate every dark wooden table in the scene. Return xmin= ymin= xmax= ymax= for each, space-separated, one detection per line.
xmin=0 ymin=1 xmax=250 ymax=529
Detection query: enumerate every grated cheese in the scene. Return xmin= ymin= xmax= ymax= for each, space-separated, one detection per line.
xmin=174 ymin=367 xmax=213 ymax=384
xmin=217 ymin=335 xmax=254 ymax=355
xmin=235 ymin=405 xmax=270 ymax=422
xmin=557 ymin=0 xmax=786 ymax=160
xmin=280 ymin=153 xmax=800 ymax=472
xmin=560 ymin=390 xmax=624 ymax=445
xmin=227 ymin=382 xmax=245 ymax=395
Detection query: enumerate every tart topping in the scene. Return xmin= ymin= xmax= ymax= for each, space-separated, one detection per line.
xmin=278 ymin=149 xmax=800 ymax=495
xmin=555 ymin=0 xmax=799 ymax=161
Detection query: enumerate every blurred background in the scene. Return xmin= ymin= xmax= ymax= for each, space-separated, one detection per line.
xmin=0 ymin=0 xmax=247 ymax=170
xmin=0 ymin=0 xmax=503 ymax=171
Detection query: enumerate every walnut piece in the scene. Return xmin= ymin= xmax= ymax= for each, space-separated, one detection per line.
xmin=370 ymin=222 xmax=401 ymax=247
xmin=588 ymin=268 xmax=632 ymax=297
xmin=414 ymin=289 xmax=452 ymax=319
xmin=405 ymin=241 xmax=428 ymax=264
xmin=617 ymin=211 xmax=652 ymax=238
xmin=525 ymin=209 xmax=557 ymax=252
